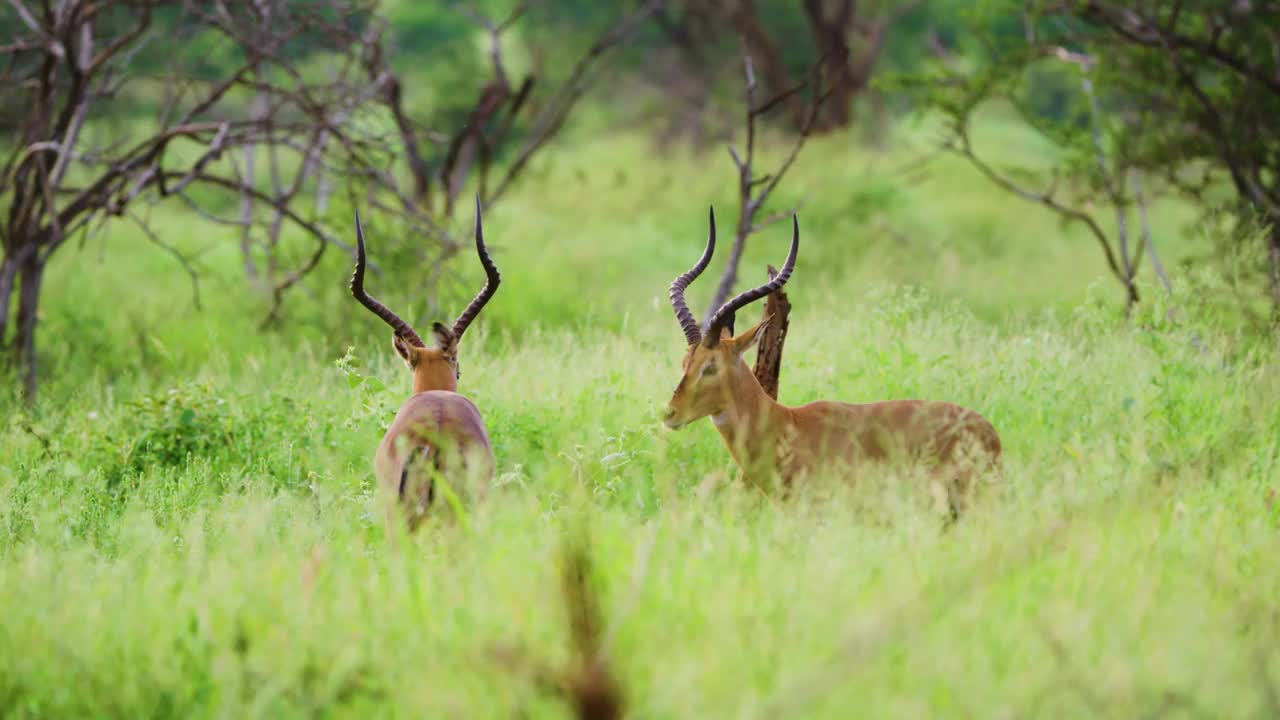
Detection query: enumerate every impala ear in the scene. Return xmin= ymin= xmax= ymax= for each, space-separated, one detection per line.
xmin=731 ymin=316 xmax=771 ymax=357
xmin=431 ymin=321 xmax=457 ymax=351
xmin=392 ymin=333 xmax=418 ymax=367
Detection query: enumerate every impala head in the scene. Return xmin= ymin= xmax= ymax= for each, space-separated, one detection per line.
xmin=350 ymin=195 xmax=501 ymax=395
xmin=663 ymin=207 xmax=798 ymax=429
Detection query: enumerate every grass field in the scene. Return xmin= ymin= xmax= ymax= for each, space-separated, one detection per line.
xmin=2 ymin=116 xmax=1279 ymax=718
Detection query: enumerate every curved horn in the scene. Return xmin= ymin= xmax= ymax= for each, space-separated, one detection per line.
xmin=350 ymin=209 xmax=426 ymax=347
xmin=704 ymin=214 xmax=799 ymax=345
xmin=450 ymin=194 xmax=502 ymax=340
xmin=669 ymin=206 xmax=717 ymax=346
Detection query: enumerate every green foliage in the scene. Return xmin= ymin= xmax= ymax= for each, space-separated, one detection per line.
xmin=904 ymin=0 xmax=1280 ymax=315
xmin=80 ymin=381 xmax=326 ymax=494
xmin=2 ymin=281 xmax=1278 ymax=715
xmin=111 ymin=383 xmax=235 ymax=475
xmin=1 ymin=110 xmax=1277 ymax=715
xmin=334 ymin=347 xmax=397 ymax=429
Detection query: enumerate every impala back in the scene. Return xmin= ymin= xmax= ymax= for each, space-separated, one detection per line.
xmin=797 ymin=399 xmax=1001 ymax=465
xmin=374 ymin=391 xmax=495 ymax=521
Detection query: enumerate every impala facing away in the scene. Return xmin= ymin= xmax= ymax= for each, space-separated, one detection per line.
xmin=350 ymin=197 xmax=499 ymax=534
xmin=663 ymin=208 xmax=1002 ymax=517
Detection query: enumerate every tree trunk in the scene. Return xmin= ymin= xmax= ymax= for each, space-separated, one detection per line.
xmin=15 ymin=257 xmax=45 ymax=403
xmin=799 ymin=0 xmax=903 ymax=132
xmin=751 ymin=265 xmax=791 ymax=400
xmin=801 ymin=0 xmax=856 ymax=131
xmin=724 ymin=0 xmax=803 ymax=125
xmin=0 ymin=256 xmax=15 ymax=356
xmin=821 ymin=80 xmax=857 ymax=130
xmin=702 ymin=222 xmax=750 ymax=328
xmin=736 ymin=265 xmax=792 ymax=485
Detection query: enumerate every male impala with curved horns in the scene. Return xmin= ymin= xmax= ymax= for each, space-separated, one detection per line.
xmin=663 ymin=208 xmax=1002 ymax=517
xmin=350 ymin=197 xmax=500 ymax=535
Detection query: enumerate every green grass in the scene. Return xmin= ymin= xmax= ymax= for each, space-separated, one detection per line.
xmin=2 ymin=114 xmax=1278 ymax=718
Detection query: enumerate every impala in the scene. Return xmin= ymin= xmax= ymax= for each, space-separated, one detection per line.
xmin=350 ymin=197 xmax=500 ymax=534
xmin=663 ymin=208 xmax=1002 ymax=517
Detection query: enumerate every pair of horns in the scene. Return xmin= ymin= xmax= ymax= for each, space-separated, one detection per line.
xmin=350 ymin=195 xmax=501 ymax=348
xmin=670 ymin=207 xmax=799 ymax=346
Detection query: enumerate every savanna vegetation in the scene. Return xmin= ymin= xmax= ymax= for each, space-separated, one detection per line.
xmin=2 ymin=1 xmax=1278 ymax=718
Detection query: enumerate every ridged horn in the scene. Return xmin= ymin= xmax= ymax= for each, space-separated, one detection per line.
xmin=669 ymin=206 xmax=716 ymax=346
xmin=704 ymin=214 xmax=798 ymax=346
xmin=350 ymin=209 xmax=426 ymax=348
xmin=450 ymin=194 xmax=501 ymax=340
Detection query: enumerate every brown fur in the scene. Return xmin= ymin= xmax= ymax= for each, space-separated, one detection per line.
xmin=377 ymin=326 xmax=494 ymax=536
xmin=352 ymin=200 xmax=500 ymax=539
xmin=664 ymin=321 xmax=1002 ymax=515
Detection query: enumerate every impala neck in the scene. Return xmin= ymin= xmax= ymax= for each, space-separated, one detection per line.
xmin=711 ymin=360 xmax=789 ymax=478
xmin=410 ymin=362 xmax=458 ymax=395
xmin=412 ymin=376 xmax=456 ymax=395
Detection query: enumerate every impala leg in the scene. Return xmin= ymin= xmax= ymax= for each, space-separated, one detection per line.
xmin=384 ymin=504 xmax=403 ymax=553
xmin=928 ymin=473 xmax=954 ymax=519
xmin=929 ymin=463 xmax=968 ymax=527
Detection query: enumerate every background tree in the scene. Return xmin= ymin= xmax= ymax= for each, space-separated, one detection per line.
xmin=0 ymin=0 xmax=658 ymax=402
xmin=365 ymin=0 xmax=661 ymax=222
xmin=651 ymin=0 xmax=930 ymax=135
xmin=915 ymin=0 xmax=1280 ymax=320
xmin=702 ymin=50 xmax=830 ymax=323
xmin=0 ymin=0 xmax=418 ymax=401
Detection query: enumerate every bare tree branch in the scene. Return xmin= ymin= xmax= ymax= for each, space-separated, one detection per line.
xmin=1130 ymin=169 xmax=1173 ymax=296
xmin=1054 ymin=46 xmax=1140 ymax=310
xmin=125 ymin=209 xmax=202 ymax=311
xmin=0 ymin=0 xmax=437 ymax=400
xmin=946 ymin=117 xmax=1134 ymax=303
xmin=2 ymin=0 xmax=659 ymax=400
xmin=487 ymin=0 xmax=664 ymax=206
xmin=703 ymin=48 xmax=832 ymax=325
